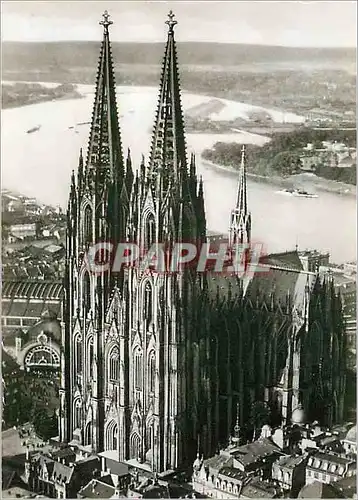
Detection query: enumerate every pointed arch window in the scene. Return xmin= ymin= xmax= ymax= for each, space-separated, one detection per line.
xmin=130 ymin=432 xmax=141 ymax=460
xmin=83 ymin=205 xmax=93 ymax=243
xmin=145 ymin=421 xmax=155 ymax=452
xmin=74 ymin=399 xmax=82 ymax=429
xmin=134 ymin=348 xmax=143 ymax=391
xmin=148 ymin=351 xmax=156 ymax=393
xmin=145 ymin=213 xmax=155 ymax=250
xmin=144 ymin=282 xmax=153 ymax=324
xmin=108 ymin=346 xmax=120 ymax=382
xmin=106 ymin=420 xmax=118 ymax=451
xmin=87 ymin=337 xmax=94 ymax=378
xmin=83 ymin=272 xmax=91 ymax=311
xmin=85 ymin=421 xmax=92 ymax=446
xmin=74 ymin=333 xmax=83 ymax=375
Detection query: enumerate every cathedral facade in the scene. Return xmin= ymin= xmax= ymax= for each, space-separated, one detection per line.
xmin=59 ymin=11 xmax=347 ymax=473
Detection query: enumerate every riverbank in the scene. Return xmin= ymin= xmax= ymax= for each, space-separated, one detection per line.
xmin=2 ymin=82 xmax=83 ymax=109
xmin=201 ymin=157 xmax=356 ymax=197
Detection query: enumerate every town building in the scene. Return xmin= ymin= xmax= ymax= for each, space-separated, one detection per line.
xmin=305 ymin=451 xmax=356 ymax=485
xmin=192 ymin=416 xmax=285 ymax=498
xmin=8 ymin=221 xmax=40 ymax=240
xmin=272 ymin=454 xmax=307 ymax=496
xmin=14 ymin=309 xmax=61 ymax=372
xmin=342 ymin=425 xmax=357 ymax=457
xmin=26 ymin=451 xmax=101 ymax=498
xmin=300 ymin=141 xmax=356 ymax=171
xmin=77 ymin=476 xmax=119 ymax=498
xmin=298 ymin=250 xmax=330 ymax=272
xmin=59 ymin=10 xmax=347 ymax=475
xmin=2 ymin=193 xmax=24 ymax=214
xmin=343 ymin=261 xmax=356 ymax=277
xmin=1 ymin=280 xmax=63 ymax=339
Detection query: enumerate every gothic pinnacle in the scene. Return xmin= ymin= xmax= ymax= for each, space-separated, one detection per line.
xmin=99 ymin=10 xmax=113 ymax=34
xmin=165 ymin=10 xmax=177 ymax=33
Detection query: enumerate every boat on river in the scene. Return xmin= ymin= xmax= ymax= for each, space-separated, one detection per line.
xmin=276 ymin=188 xmax=318 ymax=198
xmin=26 ymin=125 xmax=41 ymax=134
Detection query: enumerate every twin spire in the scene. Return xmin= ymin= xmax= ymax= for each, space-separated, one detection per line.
xmin=85 ymin=10 xmax=185 ymax=191
xmin=148 ymin=10 xmax=187 ymax=186
xmin=85 ymin=10 xmax=123 ymax=185
xmin=75 ymin=11 xmax=248 ymax=247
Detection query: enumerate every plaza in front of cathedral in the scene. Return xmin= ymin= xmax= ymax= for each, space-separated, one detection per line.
xmin=1 ymin=9 xmax=356 ymax=500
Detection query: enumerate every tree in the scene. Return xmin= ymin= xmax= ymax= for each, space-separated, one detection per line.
xmin=33 ymin=408 xmax=58 ymax=440
xmin=270 ymin=151 xmax=302 ymax=176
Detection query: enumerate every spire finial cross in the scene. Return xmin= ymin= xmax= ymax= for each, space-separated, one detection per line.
xmin=100 ymin=10 xmax=113 ymax=32
xmin=165 ymin=10 xmax=177 ymax=33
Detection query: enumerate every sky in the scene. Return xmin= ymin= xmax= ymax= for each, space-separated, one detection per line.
xmin=1 ymin=1 xmax=357 ymax=47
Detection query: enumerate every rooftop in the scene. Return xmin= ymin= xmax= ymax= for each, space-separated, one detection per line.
xmin=2 ymin=279 xmax=63 ymax=300
xmin=298 ymin=480 xmax=344 ymax=498
xmin=232 ymin=438 xmax=282 ymax=466
xmin=344 ymin=425 xmax=356 ymax=443
xmin=79 ymin=478 xmax=116 ymax=499
xmin=307 ymin=451 xmax=355 ymax=468
xmin=218 ymin=466 xmax=246 ymax=481
xmin=275 ymin=454 xmax=306 ymax=468
xmin=204 ymin=453 xmax=232 ymax=471
xmin=240 ymin=477 xmax=278 ymax=498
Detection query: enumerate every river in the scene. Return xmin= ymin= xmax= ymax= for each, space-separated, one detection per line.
xmin=1 ymin=84 xmax=356 ymax=263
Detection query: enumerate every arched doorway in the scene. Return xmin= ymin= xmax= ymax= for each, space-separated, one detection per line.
xmin=105 ymin=420 xmax=118 ymax=451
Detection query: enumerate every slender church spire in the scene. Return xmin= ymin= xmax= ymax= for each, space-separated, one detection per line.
xmin=85 ymin=10 xmax=124 ymax=185
xmin=148 ymin=10 xmax=187 ymax=187
xmin=236 ymin=145 xmax=248 ymax=215
xmin=229 ymin=145 xmax=251 ymax=247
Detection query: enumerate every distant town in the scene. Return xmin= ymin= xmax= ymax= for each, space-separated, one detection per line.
xmin=2 ymin=190 xmax=66 ymax=281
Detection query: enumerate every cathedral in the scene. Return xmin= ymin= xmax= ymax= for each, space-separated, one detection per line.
xmin=59 ymin=11 xmax=347 ymax=474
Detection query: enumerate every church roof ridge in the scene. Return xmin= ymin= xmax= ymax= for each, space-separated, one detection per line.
xmin=258 ymin=263 xmax=317 ymax=276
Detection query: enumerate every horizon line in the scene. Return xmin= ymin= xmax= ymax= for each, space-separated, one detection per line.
xmin=2 ymin=39 xmax=357 ymax=50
